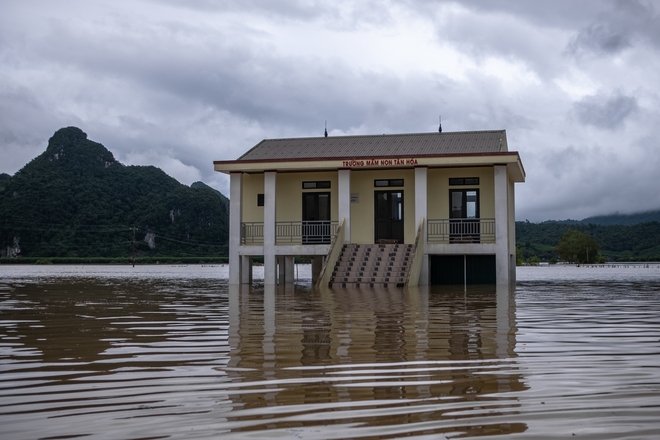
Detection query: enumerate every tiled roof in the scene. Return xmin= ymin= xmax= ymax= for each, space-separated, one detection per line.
xmin=237 ymin=130 xmax=507 ymax=161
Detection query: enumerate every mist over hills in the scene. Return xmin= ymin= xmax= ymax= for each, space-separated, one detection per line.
xmin=579 ymin=210 xmax=660 ymax=226
xmin=0 ymin=127 xmax=228 ymax=258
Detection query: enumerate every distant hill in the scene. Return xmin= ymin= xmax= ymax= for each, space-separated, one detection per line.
xmin=581 ymin=210 xmax=660 ymax=226
xmin=516 ymin=219 xmax=660 ymax=262
xmin=0 ymin=127 xmax=229 ymax=258
xmin=191 ymin=181 xmax=229 ymax=204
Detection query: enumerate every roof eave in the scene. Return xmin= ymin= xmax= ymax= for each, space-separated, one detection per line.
xmin=214 ymin=151 xmax=525 ymax=180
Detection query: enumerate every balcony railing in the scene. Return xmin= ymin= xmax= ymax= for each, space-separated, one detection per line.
xmin=241 ymin=221 xmax=339 ymax=245
xmin=276 ymin=221 xmax=339 ymax=244
xmin=427 ymin=218 xmax=495 ymax=244
xmin=241 ymin=222 xmax=264 ymax=245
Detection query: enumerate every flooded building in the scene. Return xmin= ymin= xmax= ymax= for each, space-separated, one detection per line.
xmin=214 ymin=130 xmax=525 ymax=287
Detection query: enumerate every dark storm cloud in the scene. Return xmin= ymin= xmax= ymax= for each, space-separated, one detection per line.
xmin=23 ymin=14 xmax=355 ymax=133
xmin=1 ymin=0 xmax=660 ymax=222
xmin=567 ymin=0 xmax=660 ymax=56
xmin=573 ymin=92 xmax=638 ymax=130
xmin=569 ymin=22 xmax=632 ymax=56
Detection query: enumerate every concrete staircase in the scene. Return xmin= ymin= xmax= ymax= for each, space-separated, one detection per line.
xmin=329 ymin=243 xmax=413 ymax=288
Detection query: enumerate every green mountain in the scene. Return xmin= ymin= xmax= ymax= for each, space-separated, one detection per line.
xmin=0 ymin=127 xmax=228 ymax=258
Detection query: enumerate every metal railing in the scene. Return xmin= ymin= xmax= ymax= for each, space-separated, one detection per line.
xmin=276 ymin=221 xmax=338 ymax=245
xmin=241 ymin=222 xmax=264 ymax=245
xmin=240 ymin=221 xmax=339 ymax=245
xmin=427 ymin=218 xmax=495 ymax=244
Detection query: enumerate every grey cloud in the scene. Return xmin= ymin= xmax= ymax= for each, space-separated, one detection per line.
xmin=568 ymin=22 xmax=631 ymax=56
xmin=3 ymin=0 xmax=660 ymax=222
xmin=516 ymin=141 xmax=640 ymax=221
xmin=415 ymin=1 xmax=607 ymax=82
xmin=567 ymin=0 xmax=660 ymax=56
xmin=440 ymin=0 xmax=607 ymax=29
xmin=573 ymin=92 xmax=638 ymax=130
xmin=153 ymin=0 xmax=395 ymax=29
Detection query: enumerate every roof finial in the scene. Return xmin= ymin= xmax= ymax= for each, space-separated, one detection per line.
xmin=438 ymin=115 xmax=442 ymax=133
xmin=324 ymin=120 xmax=328 ymax=137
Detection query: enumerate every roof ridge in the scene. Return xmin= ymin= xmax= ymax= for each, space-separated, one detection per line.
xmin=260 ymin=129 xmax=505 ymax=143
xmin=234 ymin=130 xmax=509 ymax=161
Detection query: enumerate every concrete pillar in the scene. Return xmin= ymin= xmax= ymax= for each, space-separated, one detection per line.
xmin=338 ymin=169 xmax=351 ymax=243
xmin=277 ymin=256 xmax=285 ymax=285
xmin=285 ymin=255 xmax=295 ymax=284
xmin=263 ymin=284 xmax=276 ymax=366
xmin=227 ymin=284 xmax=240 ymax=367
xmin=311 ymin=256 xmax=323 ymax=285
xmin=229 ymin=173 xmax=243 ymax=284
xmin=494 ymin=165 xmax=510 ymax=286
xmin=241 ymin=255 xmax=252 ymax=284
xmin=508 ymin=179 xmax=517 ymax=286
xmin=264 ymin=171 xmax=277 ymax=285
xmin=415 ymin=167 xmax=429 ymax=285
xmin=495 ymin=284 xmax=514 ymax=360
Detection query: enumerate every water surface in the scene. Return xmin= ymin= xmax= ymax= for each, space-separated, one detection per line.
xmin=1 ymin=264 xmax=659 ymax=439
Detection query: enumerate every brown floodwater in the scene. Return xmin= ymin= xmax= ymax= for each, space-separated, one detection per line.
xmin=1 ymin=264 xmax=659 ymax=439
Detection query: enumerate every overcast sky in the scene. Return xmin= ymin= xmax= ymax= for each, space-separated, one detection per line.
xmin=2 ymin=0 xmax=659 ymax=222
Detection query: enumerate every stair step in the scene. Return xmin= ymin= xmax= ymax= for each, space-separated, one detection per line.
xmin=330 ymin=243 xmax=413 ymax=287
xmin=330 ymin=281 xmax=406 ymax=288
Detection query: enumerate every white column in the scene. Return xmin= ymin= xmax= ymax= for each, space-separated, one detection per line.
xmin=263 ymin=283 xmax=276 ymax=369
xmin=508 ymin=179 xmax=517 ymax=285
xmin=227 ymin=284 xmax=240 ymax=367
xmin=277 ymin=256 xmax=285 ymax=285
xmin=312 ymin=256 xmax=323 ymax=285
xmin=495 ymin=283 xmax=513 ymax=360
xmin=494 ymin=165 xmax=510 ymax=286
xmin=338 ymin=169 xmax=351 ymax=242
xmin=263 ymin=171 xmax=277 ymax=285
xmin=285 ymin=255 xmax=295 ymax=284
xmin=229 ymin=172 xmax=243 ymax=285
xmin=241 ymin=255 xmax=252 ymax=284
xmin=415 ymin=167 xmax=429 ymax=285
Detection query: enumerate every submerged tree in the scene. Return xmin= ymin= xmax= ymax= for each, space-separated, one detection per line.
xmin=554 ymin=229 xmax=601 ymax=264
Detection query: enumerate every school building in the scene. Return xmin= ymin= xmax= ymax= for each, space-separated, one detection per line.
xmin=213 ymin=130 xmax=525 ymax=287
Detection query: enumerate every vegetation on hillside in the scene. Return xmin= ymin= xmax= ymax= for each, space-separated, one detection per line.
xmin=0 ymin=127 xmax=229 ymax=258
xmin=516 ymin=220 xmax=660 ymax=262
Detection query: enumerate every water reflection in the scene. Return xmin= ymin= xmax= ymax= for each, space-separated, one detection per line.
xmin=3 ymin=265 xmax=660 ymax=438
xmin=223 ymin=283 xmax=527 ymax=437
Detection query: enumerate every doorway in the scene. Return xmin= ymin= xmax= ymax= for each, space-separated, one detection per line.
xmin=374 ymin=190 xmax=404 ymax=243
xmin=449 ymin=189 xmax=480 ymax=243
xmin=430 ymin=255 xmax=496 ymax=284
xmin=302 ymin=192 xmax=331 ymax=244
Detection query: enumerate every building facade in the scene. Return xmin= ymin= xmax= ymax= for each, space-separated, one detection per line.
xmin=214 ymin=130 xmax=525 ymax=287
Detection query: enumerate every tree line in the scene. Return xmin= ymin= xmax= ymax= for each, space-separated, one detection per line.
xmin=516 ymin=220 xmax=660 ymax=264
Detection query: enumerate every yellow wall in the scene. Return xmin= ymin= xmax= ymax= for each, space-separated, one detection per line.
xmin=349 ymin=169 xmax=416 ymax=244
xmin=427 ymin=167 xmax=495 ymax=220
xmin=240 ymin=166 xmax=499 ymax=243
xmin=242 ymin=173 xmax=264 ymax=223
xmin=240 ymin=172 xmax=338 ymax=222
xmin=275 ymin=172 xmax=338 ymax=221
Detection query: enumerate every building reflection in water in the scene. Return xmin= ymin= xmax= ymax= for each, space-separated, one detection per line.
xmin=225 ymin=283 xmax=527 ymax=436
